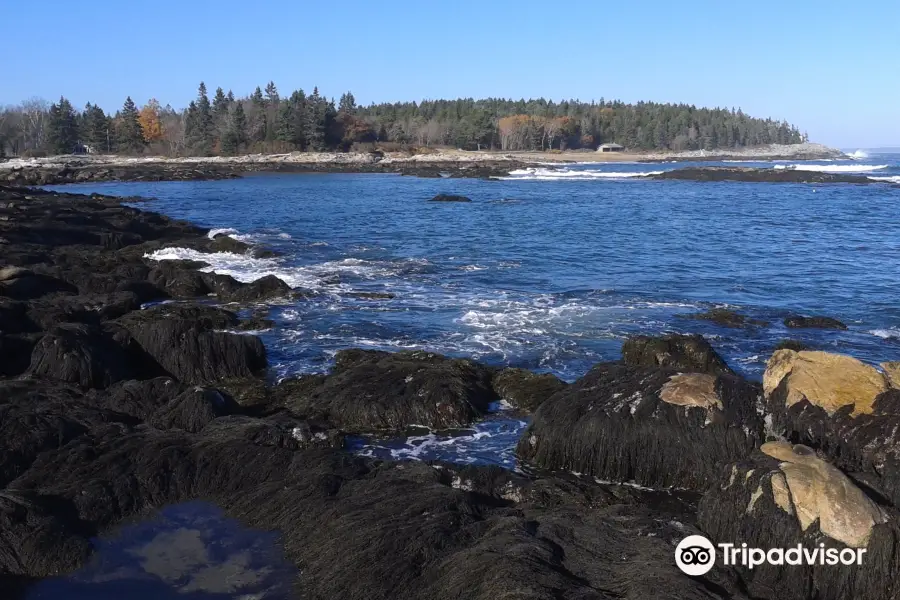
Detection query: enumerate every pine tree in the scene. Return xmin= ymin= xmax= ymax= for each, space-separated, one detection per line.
xmin=212 ymin=86 xmax=229 ymax=120
xmin=264 ymin=81 xmax=279 ymax=105
xmin=251 ymin=86 xmax=265 ymax=107
xmin=46 ymin=96 xmax=79 ymax=154
xmin=275 ymin=102 xmax=295 ymax=143
xmin=117 ymin=96 xmax=145 ymax=154
xmin=338 ymin=92 xmax=357 ymax=114
xmin=221 ymin=102 xmax=248 ymax=155
xmin=83 ymin=103 xmax=111 ymax=153
xmin=303 ymin=87 xmax=326 ymax=151
xmin=187 ymin=82 xmax=214 ymax=155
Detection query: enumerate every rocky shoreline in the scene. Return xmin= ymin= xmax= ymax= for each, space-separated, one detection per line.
xmin=2 ymin=185 xmax=900 ymax=599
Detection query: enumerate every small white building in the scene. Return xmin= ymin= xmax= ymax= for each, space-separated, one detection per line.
xmin=597 ymin=143 xmax=625 ymax=153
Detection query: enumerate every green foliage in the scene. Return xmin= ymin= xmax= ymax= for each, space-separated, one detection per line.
xmin=46 ymin=96 xmax=78 ymax=154
xmin=116 ymin=96 xmax=145 ymax=154
xmin=186 ymin=83 xmax=214 ymax=155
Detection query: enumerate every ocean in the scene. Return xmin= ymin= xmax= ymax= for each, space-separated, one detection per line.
xmin=48 ymin=152 xmax=900 ymax=468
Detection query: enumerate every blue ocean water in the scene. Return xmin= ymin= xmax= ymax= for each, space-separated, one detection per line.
xmin=51 ymin=153 xmax=900 ymax=466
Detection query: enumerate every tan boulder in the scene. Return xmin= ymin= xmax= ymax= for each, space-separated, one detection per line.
xmin=763 ymin=350 xmax=888 ymax=416
xmin=760 ymin=441 xmax=886 ymax=547
xmin=659 ymin=373 xmax=723 ymax=410
xmin=881 ymin=361 xmax=900 ymax=390
xmin=0 ymin=266 xmax=31 ymax=282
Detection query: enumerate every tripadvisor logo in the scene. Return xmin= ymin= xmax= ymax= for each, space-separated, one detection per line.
xmin=675 ymin=535 xmax=867 ymax=576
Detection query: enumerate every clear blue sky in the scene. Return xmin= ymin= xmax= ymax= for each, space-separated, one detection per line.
xmin=5 ymin=0 xmax=898 ymax=148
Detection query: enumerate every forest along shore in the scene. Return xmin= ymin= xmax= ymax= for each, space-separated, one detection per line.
xmin=2 ymin=183 xmax=900 ymax=600
xmin=0 ymin=142 xmax=842 ymax=185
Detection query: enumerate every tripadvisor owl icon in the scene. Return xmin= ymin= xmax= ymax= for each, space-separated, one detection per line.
xmin=675 ymin=535 xmax=716 ymax=576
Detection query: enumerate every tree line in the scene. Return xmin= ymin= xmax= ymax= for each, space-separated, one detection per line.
xmin=0 ymin=82 xmax=806 ymax=157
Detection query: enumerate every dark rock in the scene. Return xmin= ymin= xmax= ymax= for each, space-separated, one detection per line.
xmin=86 ymin=377 xmax=184 ymax=419
xmin=429 ymin=194 xmax=472 ymax=202
xmin=147 ymin=262 xmax=212 ymax=298
xmin=698 ymin=443 xmax=900 ymax=600
xmin=0 ymin=379 xmax=137 ymax=487
xmin=517 ymin=363 xmax=764 ymax=490
xmin=0 ymin=300 xmax=36 ymax=333
xmin=654 ymin=166 xmax=875 ymax=184
xmin=3 ymin=424 xmax=742 ymax=600
xmin=25 ymin=324 xmax=139 ymax=388
xmin=150 ymin=387 xmax=238 ymax=433
xmin=0 ymin=272 xmax=78 ymax=300
xmin=491 ymin=368 xmax=567 ymax=411
xmin=221 ymin=274 xmax=292 ymax=302
xmin=0 ymin=334 xmax=39 ymax=376
xmin=685 ymin=308 xmax=768 ymax=328
xmin=345 ymin=291 xmax=396 ymax=300
xmin=236 ymin=317 xmax=275 ymax=331
xmin=208 ymin=234 xmax=251 ymax=254
xmin=774 ymin=339 xmax=809 ymax=352
xmin=26 ymin=292 xmax=140 ymax=331
xmin=784 ymin=315 xmax=848 ymax=330
xmin=279 ymin=349 xmax=497 ymax=431
xmin=622 ymin=333 xmax=733 ymax=375
xmin=117 ymin=304 xmax=266 ymax=383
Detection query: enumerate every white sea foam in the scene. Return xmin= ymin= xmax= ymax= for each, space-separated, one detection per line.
xmin=145 ymin=247 xmax=430 ymax=290
xmin=869 ymin=176 xmax=900 ymax=183
xmin=498 ymin=167 xmax=662 ymax=181
xmin=774 ymin=163 xmax=888 ymax=173
xmin=870 ymin=328 xmax=900 ymax=340
xmin=846 ymin=149 xmax=870 ymax=160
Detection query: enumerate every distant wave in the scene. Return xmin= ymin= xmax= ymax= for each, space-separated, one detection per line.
xmin=774 ymin=163 xmax=888 ymax=173
xmin=498 ymin=167 xmax=662 ymax=181
xmin=869 ymin=176 xmax=900 ymax=183
xmin=846 ymin=149 xmax=870 ymax=160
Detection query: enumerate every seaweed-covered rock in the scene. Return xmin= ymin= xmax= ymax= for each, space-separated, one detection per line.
xmin=491 ymin=368 xmax=567 ymax=412
xmin=517 ymin=362 xmax=764 ymax=490
xmin=279 ymin=349 xmax=497 ymax=431
xmin=784 ymin=315 xmax=848 ymax=330
xmin=774 ymin=339 xmax=809 ymax=352
xmin=685 ymin=308 xmax=768 ymax=328
xmin=621 ymin=333 xmax=733 ymax=375
xmin=25 ymin=324 xmax=139 ymax=388
xmin=117 ymin=304 xmax=266 ymax=383
xmin=698 ymin=443 xmax=899 ymax=600
xmin=220 ymin=274 xmax=292 ymax=302
xmin=150 ymin=386 xmax=238 ymax=433
xmin=764 ymin=349 xmax=900 ymax=508
xmin=4 ymin=424 xmax=743 ymax=600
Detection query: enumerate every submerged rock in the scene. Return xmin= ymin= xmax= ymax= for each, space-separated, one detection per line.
xmin=774 ymin=339 xmax=809 ymax=352
xmin=621 ymin=333 xmax=733 ymax=375
xmin=698 ymin=444 xmax=899 ymax=600
xmin=784 ymin=314 xmax=848 ymax=330
xmin=517 ymin=362 xmax=764 ymax=490
xmin=654 ymin=166 xmax=875 ymax=184
xmin=685 ymin=308 xmax=768 ymax=329
xmin=429 ymin=194 xmax=472 ymax=202
xmin=278 ymin=349 xmax=497 ymax=431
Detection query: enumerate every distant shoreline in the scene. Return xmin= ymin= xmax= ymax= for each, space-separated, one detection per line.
xmin=0 ymin=143 xmax=848 ymax=186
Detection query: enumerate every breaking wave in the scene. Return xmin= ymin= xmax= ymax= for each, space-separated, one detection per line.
xmin=774 ymin=163 xmax=887 ymax=173
xmin=144 ymin=247 xmax=431 ymax=290
xmin=846 ymin=150 xmax=870 ymax=160
xmin=498 ymin=167 xmax=662 ymax=181
xmin=869 ymin=176 xmax=900 ymax=184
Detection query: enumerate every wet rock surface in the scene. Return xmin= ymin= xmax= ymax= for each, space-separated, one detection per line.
xmin=6 ymin=184 xmax=900 ymax=600
xmin=517 ymin=345 xmax=764 ymax=491
xmin=698 ymin=445 xmax=900 ymax=600
xmin=654 ymin=166 xmax=877 ymax=184
xmin=784 ymin=314 xmax=848 ymax=330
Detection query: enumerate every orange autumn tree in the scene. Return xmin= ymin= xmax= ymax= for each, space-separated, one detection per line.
xmin=138 ymin=99 xmax=164 ymax=143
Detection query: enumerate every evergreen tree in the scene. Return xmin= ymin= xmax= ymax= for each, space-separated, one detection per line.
xmin=303 ymin=87 xmax=326 ymax=151
xmin=212 ymin=86 xmax=229 ymax=120
xmin=338 ymin=92 xmax=356 ymax=114
xmin=221 ymin=102 xmax=248 ymax=155
xmin=116 ymin=96 xmax=144 ymax=154
xmin=264 ymin=81 xmax=279 ymax=105
xmin=46 ymin=96 xmax=79 ymax=154
xmin=83 ymin=103 xmax=111 ymax=153
xmin=251 ymin=86 xmax=265 ymax=107
xmin=275 ymin=102 xmax=295 ymax=143
xmin=226 ymin=90 xmax=235 ymax=103
xmin=187 ymin=82 xmax=214 ymax=155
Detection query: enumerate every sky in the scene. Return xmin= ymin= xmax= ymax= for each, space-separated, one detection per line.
xmin=4 ymin=0 xmax=898 ymax=148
